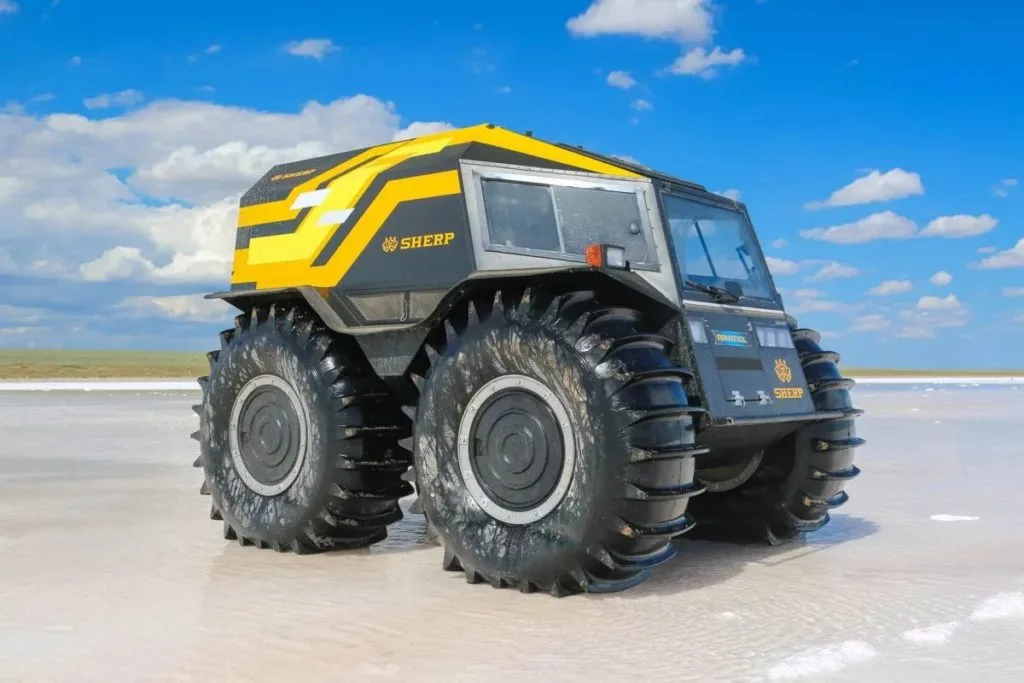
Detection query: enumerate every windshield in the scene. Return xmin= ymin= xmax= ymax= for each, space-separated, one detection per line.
xmin=661 ymin=193 xmax=775 ymax=301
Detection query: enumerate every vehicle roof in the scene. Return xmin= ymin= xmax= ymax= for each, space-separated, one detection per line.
xmin=240 ymin=123 xmax=715 ymax=208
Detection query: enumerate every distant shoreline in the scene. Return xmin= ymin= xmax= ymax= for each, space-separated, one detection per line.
xmin=1 ymin=349 xmax=1021 ymax=382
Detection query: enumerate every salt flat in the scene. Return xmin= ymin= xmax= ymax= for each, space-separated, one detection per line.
xmin=1 ymin=384 xmax=1022 ymax=682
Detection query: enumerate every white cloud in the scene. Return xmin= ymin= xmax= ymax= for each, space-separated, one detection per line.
xmin=205 ymin=44 xmax=221 ymax=55
xmin=83 ymin=89 xmax=145 ymax=110
xmin=772 ymin=238 xmax=786 ymax=248
xmin=920 ymin=214 xmax=998 ymax=238
xmin=766 ymin=256 xmax=800 ymax=276
xmin=606 ymin=70 xmax=636 ymax=89
xmin=851 ymin=314 xmax=889 ymax=332
xmin=793 ymin=288 xmax=824 ymax=298
xmin=930 ymin=271 xmax=953 ymax=286
xmin=800 ymin=210 xmax=917 ymax=244
xmin=805 ymin=168 xmax=924 ymax=210
xmin=283 ymin=38 xmax=340 ymax=60
xmin=806 ymin=261 xmax=860 ymax=282
xmin=0 ymin=304 xmax=44 ymax=324
xmin=666 ymin=46 xmax=747 ymax=78
xmin=567 ymin=0 xmax=714 ymax=43
xmin=977 ymin=239 xmax=1024 ymax=269
xmin=0 ymin=0 xmax=18 ymax=14
xmin=114 ymin=294 xmax=232 ymax=323
xmin=917 ymin=294 xmax=963 ymax=311
xmin=787 ymin=298 xmax=852 ymax=314
xmin=896 ymin=299 xmax=970 ymax=338
xmin=1004 ymin=287 xmax=1024 ymax=297
xmin=869 ymin=279 xmax=912 ymax=296
xmin=0 ymin=94 xmax=451 ymax=287
xmin=978 ymin=246 xmax=997 ymax=254
xmin=631 ymin=98 xmax=653 ymax=111
xmin=802 ymin=211 xmax=999 ymax=244
xmin=992 ymin=178 xmax=1017 ymax=198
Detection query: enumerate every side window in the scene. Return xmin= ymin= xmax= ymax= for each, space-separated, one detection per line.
xmin=479 ymin=175 xmax=655 ymax=265
xmin=553 ymin=185 xmax=651 ymax=264
xmin=480 ymin=179 xmax=561 ymax=252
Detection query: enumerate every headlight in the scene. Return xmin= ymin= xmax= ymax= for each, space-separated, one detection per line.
xmin=688 ymin=319 xmax=709 ymax=344
xmin=755 ymin=325 xmax=794 ymax=349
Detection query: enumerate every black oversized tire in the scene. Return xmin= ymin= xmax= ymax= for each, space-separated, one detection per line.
xmin=408 ymin=288 xmax=707 ymax=596
xmin=686 ymin=325 xmax=864 ymax=544
xmin=192 ymin=304 xmax=413 ymax=552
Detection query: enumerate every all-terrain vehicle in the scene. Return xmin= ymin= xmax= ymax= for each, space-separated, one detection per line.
xmin=191 ymin=123 xmax=863 ymax=596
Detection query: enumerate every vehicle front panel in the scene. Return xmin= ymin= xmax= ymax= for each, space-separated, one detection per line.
xmin=685 ymin=309 xmax=814 ymax=422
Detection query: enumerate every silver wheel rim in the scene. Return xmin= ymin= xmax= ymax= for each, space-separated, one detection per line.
xmin=457 ymin=374 xmax=576 ymax=525
xmin=228 ymin=374 xmax=308 ymax=496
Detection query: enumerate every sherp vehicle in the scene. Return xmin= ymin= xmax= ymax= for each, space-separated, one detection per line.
xmin=191 ymin=123 xmax=864 ymax=596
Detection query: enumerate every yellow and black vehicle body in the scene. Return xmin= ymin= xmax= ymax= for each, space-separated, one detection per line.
xmin=195 ymin=124 xmax=865 ymax=596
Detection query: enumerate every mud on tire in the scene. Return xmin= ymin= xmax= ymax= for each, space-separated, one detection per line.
xmin=687 ymin=324 xmax=864 ymax=544
xmin=407 ymin=287 xmax=707 ymax=596
xmin=192 ymin=304 xmax=413 ymax=552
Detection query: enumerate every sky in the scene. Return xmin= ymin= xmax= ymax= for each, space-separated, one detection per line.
xmin=0 ymin=0 xmax=1022 ymax=369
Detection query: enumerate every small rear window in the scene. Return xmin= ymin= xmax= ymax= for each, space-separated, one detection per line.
xmin=479 ymin=178 xmax=653 ymax=264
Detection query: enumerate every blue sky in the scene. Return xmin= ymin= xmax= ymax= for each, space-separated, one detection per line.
xmin=1 ymin=0 xmax=1022 ymax=369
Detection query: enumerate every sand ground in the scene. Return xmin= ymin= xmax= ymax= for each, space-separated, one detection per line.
xmin=1 ymin=384 xmax=1022 ymax=682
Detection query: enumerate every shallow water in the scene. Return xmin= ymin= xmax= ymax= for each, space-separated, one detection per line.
xmin=1 ymin=386 xmax=1022 ymax=682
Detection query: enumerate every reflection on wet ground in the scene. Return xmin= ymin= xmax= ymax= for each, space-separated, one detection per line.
xmin=1 ymin=387 xmax=1022 ymax=682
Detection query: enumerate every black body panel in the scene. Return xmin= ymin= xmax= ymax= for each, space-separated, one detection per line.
xmin=686 ymin=310 xmax=815 ymax=423
xmin=339 ymin=194 xmax=475 ymax=293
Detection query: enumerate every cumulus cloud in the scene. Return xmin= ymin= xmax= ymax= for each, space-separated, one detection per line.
xmin=631 ymin=99 xmax=653 ymax=111
xmin=916 ymin=294 xmax=963 ymax=311
xmin=805 ymin=168 xmax=924 ymax=210
xmin=567 ymin=1 xmax=745 ymax=79
xmin=0 ymin=0 xmax=18 ymax=14
xmin=977 ymin=239 xmax=1024 ymax=269
xmin=920 ymin=214 xmax=998 ymax=238
xmin=766 ymin=256 xmax=800 ymax=276
xmin=802 ymin=211 xmax=999 ymax=245
xmin=992 ymin=178 xmax=1017 ymax=198
xmin=805 ymin=261 xmax=860 ymax=281
xmin=83 ymin=89 xmax=145 ymax=110
xmin=283 ymin=38 xmax=340 ymax=60
xmin=896 ymin=297 xmax=970 ymax=338
xmin=772 ymin=238 xmax=786 ymax=248
xmin=868 ymin=279 xmax=912 ymax=296
xmin=606 ymin=70 xmax=636 ymax=89
xmin=0 ymin=94 xmax=452 ymax=292
xmin=666 ymin=46 xmax=747 ymax=78
xmin=800 ymin=211 xmax=917 ymax=244
xmin=930 ymin=271 xmax=953 ymax=286
xmin=567 ymin=0 xmax=714 ymax=43
xmin=851 ymin=314 xmax=890 ymax=332
xmin=114 ymin=294 xmax=232 ymax=323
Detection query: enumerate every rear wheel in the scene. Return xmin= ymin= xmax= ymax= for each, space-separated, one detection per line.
xmin=192 ymin=304 xmax=412 ymax=552
xmin=408 ymin=287 xmax=707 ymax=596
xmin=687 ymin=325 xmax=864 ymax=544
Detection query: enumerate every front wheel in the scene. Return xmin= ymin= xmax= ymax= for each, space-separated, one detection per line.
xmin=410 ymin=288 xmax=707 ymax=596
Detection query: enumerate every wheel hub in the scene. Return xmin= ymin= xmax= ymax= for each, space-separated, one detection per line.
xmin=229 ymin=375 xmax=308 ymax=496
xmin=457 ymin=375 xmax=576 ymax=525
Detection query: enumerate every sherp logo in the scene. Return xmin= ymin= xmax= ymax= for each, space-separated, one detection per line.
xmin=774 ymin=358 xmax=793 ymax=384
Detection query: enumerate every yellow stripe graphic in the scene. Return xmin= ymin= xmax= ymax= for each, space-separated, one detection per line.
xmin=232 ymin=124 xmax=641 ymax=289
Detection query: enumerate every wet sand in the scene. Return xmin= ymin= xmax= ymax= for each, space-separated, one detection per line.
xmin=1 ymin=384 xmax=1022 ymax=682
